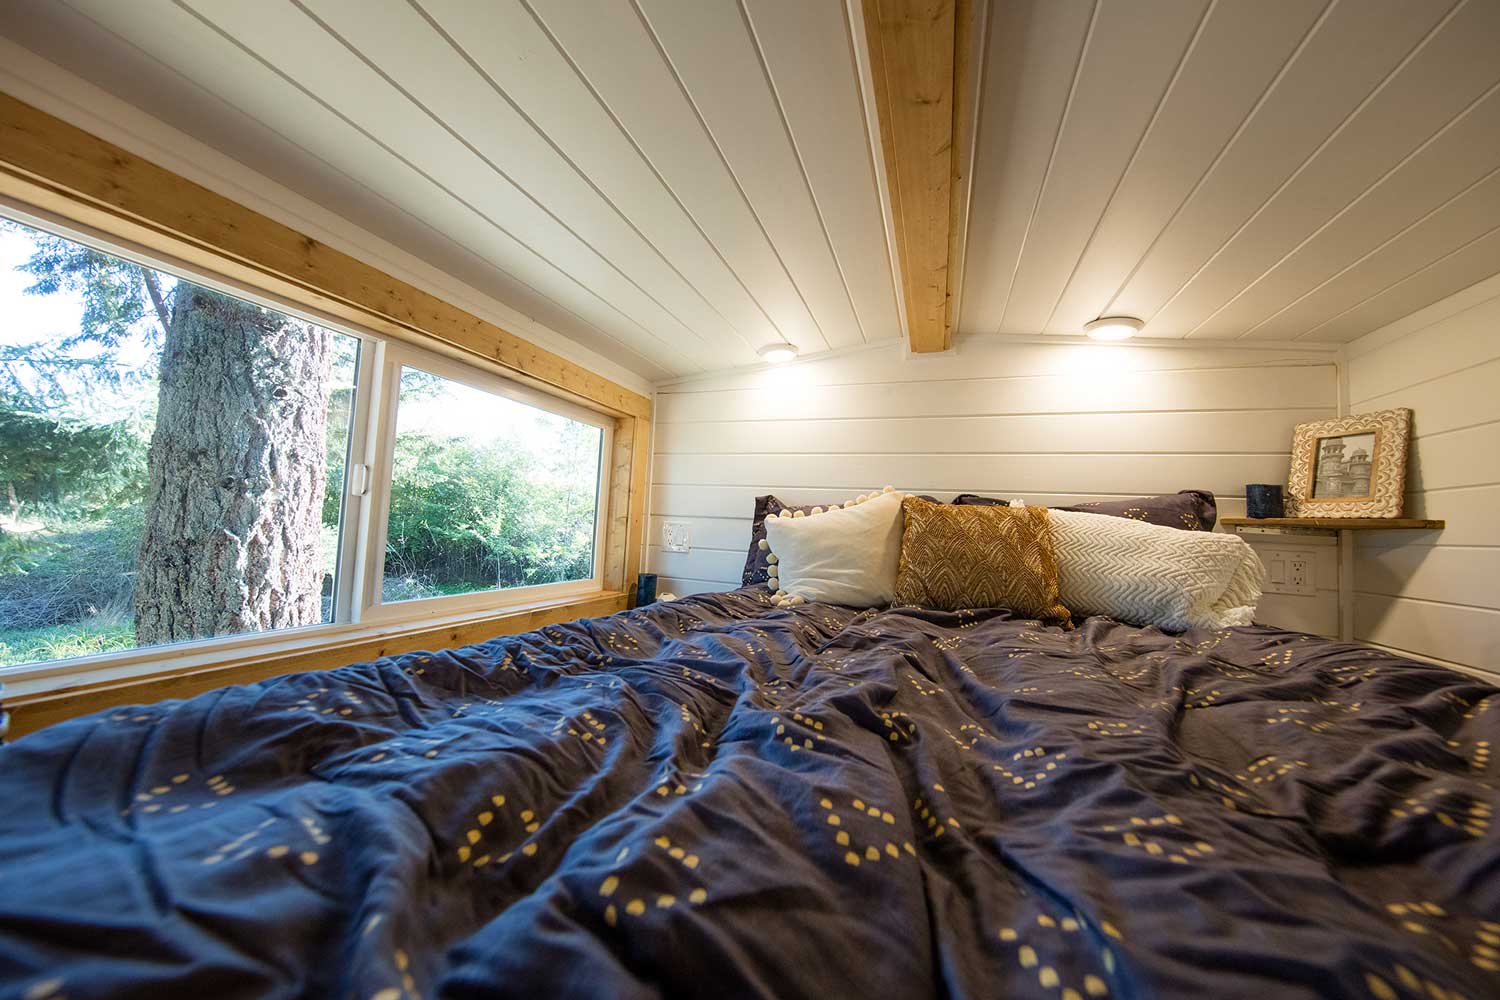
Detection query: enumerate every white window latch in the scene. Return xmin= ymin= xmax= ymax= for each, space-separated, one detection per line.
xmin=348 ymin=463 xmax=370 ymax=497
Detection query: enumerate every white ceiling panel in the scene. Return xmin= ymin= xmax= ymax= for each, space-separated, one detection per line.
xmin=992 ymin=0 xmax=1210 ymax=335
xmin=414 ymin=0 xmax=774 ymax=365
xmin=1153 ymin=0 xmax=1500 ymax=337
xmin=1219 ymin=86 xmax=1500 ymax=340
xmin=296 ymin=0 xmax=749 ymax=365
xmin=739 ymin=0 xmax=901 ymax=346
xmin=527 ymin=0 xmax=866 ymax=359
xmin=1043 ymin=0 xmax=1328 ymax=337
xmin=958 ymin=0 xmax=1096 ymax=336
xmin=4 ymin=0 xmax=1499 ymax=368
xmin=634 ymin=0 xmax=868 ymax=351
xmin=0 ymin=0 xmax=901 ymax=378
xmin=1274 ymin=174 xmax=1500 ymax=341
xmin=180 ymin=0 xmax=720 ymax=368
xmin=1086 ymin=0 xmax=1459 ymax=334
xmin=962 ymin=0 xmax=1500 ymax=344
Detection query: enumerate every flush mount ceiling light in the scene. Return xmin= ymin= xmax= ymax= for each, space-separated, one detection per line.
xmin=757 ymin=342 xmax=799 ymax=363
xmin=1083 ymin=316 xmax=1144 ymax=341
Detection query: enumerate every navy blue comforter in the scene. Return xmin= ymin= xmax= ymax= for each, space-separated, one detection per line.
xmin=0 ymin=588 xmax=1497 ymax=999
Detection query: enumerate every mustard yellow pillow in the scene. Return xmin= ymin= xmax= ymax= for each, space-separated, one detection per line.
xmin=895 ymin=496 xmax=1072 ymax=625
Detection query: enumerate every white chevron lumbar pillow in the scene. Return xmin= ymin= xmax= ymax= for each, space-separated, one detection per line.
xmin=1048 ymin=509 xmax=1264 ymax=631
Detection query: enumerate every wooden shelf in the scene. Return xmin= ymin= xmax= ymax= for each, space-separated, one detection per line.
xmin=1221 ymin=517 xmax=1444 ymax=530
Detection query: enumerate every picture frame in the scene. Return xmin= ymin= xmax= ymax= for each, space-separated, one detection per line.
xmin=1285 ymin=408 xmax=1411 ymax=518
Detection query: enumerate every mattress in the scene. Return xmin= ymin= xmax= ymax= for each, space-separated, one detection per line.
xmin=0 ymin=588 xmax=1496 ymax=999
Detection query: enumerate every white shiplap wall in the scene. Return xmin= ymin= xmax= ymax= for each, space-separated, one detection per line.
xmin=649 ymin=337 xmax=1341 ymax=634
xmin=1346 ymin=274 xmax=1500 ymax=678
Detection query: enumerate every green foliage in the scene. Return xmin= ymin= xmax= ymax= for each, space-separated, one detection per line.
xmin=383 ymin=417 xmax=599 ymax=599
xmin=0 ymin=529 xmax=42 ymax=575
xmin=0 ymin=407 xmax=146 ymax=516
xmin=0 ymin=221 xmax=156 ymax=664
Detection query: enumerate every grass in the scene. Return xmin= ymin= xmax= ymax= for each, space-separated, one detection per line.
xmin=0 ymin=619 xmax=136 ymax=668
xmin=381 ymin=574 xmax=495 ymax=604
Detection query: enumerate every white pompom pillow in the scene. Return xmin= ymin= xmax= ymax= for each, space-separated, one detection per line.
xmin=761 ymin=487 xmax=903 ymax=609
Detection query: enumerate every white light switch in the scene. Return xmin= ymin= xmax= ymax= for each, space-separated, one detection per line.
xmin=662 ymin=521 xmax=691 ymax=553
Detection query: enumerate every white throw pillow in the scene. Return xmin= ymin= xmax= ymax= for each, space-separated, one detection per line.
xmin=1048 ymin=509 xmax=1264 ymax=631
xmin=762 ymin=491 xmax=904 ymax=609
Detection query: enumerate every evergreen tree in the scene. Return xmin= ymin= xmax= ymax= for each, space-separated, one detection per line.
xmin=3 ymin=223 xmax=332 ymax=644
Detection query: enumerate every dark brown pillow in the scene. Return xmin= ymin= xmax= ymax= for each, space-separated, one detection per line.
xmin=1052 ymin=490 xmax=1216 ymax=532
xmin=949 ymin=493 xmax=1010 ymax=507
xmin=952 ymin=489 xmax=1215 ymax=531
xmin=742 ymin=495 xmax=815 ymax=586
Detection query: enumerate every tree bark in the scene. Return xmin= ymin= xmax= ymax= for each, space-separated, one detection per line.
xmin=135 ymin=284 xmax=331 ymax=645
xmin=140 ymin=270 xmax=172 ymax=340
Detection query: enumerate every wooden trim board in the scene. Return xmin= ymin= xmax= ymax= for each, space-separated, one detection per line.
xmin=3 ymin=592 xmax=627 ymax=740
xmin=944 ymin=0 xmax=982 ymax=337
xmin=860 ymin=0 xmax=965 ymax=354
xmin=623 ymin=413 xmax=653 ymax=592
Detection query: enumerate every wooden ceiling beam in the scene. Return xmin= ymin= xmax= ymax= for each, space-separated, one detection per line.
xmin=860 ymin=0 xmax=975 ymax=354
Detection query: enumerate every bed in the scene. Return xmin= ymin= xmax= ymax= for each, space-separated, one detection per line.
xmin=0 ymin=587 xmax=1496 ymax=999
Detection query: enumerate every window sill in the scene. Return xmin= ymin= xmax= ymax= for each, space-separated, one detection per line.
xmin=1 ymin=589 xmax=628 ymax=739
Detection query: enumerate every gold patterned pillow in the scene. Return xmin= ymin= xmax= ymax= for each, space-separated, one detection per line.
xmin=895 ymin=496 xmax=1072 ymax=625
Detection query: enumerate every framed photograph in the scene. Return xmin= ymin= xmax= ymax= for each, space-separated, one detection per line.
xmin=1285 ymin=408 xmax=1411 ymax=518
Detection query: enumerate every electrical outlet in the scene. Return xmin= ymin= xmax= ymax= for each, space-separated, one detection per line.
xmin=1261 ymin=547 xmax=1316 ymax=596
xmin=662 ymin=521 xmax=690 ymax=553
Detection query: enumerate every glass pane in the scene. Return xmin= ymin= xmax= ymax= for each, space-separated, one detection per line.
xmin=383 ymin=366 xmax=603 ymax=603
xmin=0 ymin=217 xmax=360 ymax=668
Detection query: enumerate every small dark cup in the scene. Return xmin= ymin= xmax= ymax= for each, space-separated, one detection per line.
xmin=635 ymin=573 xmax=658 ymax=607
xmin=1245 ymin=484 xmax=1284 ymax=519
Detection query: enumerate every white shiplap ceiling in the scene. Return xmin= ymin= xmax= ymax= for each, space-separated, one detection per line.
xmin=961 ymin=0 xmax=1500 ymax=344
xmin=0 ymin=0 xmax=901 ymax=381
xmin=3 ymin=1 xmax=1500 ymax=378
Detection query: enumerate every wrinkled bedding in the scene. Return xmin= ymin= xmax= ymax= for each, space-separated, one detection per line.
xmin=0 ymin=587 xmax=1497 ymax=1000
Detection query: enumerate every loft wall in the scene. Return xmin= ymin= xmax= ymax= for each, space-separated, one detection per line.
xmin=648 ymin=337 xmax=1340 ymax=634
xmin=1346 ymin=275 xmax=1500 ymax=678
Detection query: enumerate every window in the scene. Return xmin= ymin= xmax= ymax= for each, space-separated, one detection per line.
xmin=0 ymin=212 xmax=610 ymax=676
xmin=377 ymin=363 xmax=605 ymax=607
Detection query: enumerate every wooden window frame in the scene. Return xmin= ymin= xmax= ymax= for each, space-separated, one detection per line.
xmin=0 ymin=94 xmax=652 ymax=736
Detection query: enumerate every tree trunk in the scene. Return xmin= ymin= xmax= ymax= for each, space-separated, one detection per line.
xmin=135 ymin=284 xmax=331 ymax=645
